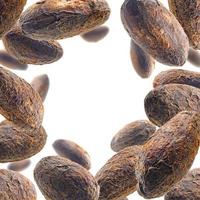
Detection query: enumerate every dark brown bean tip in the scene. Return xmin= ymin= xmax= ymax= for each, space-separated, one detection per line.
xmin=0 ymin=169 xmax=36 ymax=200
xmin=0 ymin=50 xmax=28 ymax=70
xmin=0 ymin=120 xmax=47 ymax=162
xmin=121 ymin=0 xmax=189 ymax=66
xmin=188 ymin=48 xmax=200 ymax=67
xmin=165 ymin=168 xmax=200 ymax=200
xmin=153 ymin=69 xmax=200 ymax=88
xmin=130 ymin=40 xmax=155 ymax=78
xmin=81 ymin=26 xmax=109 ymax=42
xmin=31 ymin=74 xmax=49 ymax=102
xmin=111 ymin=120 xmax=156 ymax=152
xmin=2 ymin=25 xmax=63 ymax=65
xmin=96 ymin=146 xmax=142 ymax=200
xmin=168 ymin=0 xmax=200 ymax=49
xmin=7 ymin=159 xmax=31 ymax=171
xmin=34 ymin=156 xmax=99 ymax=200
xmin=0 ymin=67 xmax=43 ymax=129
xmin=52 ymin=139 xmax=91 ymax=170
xmin=144 ymin=83 xmax=200 ymax=126
xmin=19 ymin=0 xmax=111 ymax=40
xmin=136 ymin=111 xmax=200 ymax=198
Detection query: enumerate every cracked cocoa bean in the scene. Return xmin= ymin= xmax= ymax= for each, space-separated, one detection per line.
xmin=153 ymin=69 xmax=200 ymax=89
xmin=34 ymin=156 xmax=99 ymax=200
xmin=0 ymin=67 xmax=43 ymax=128
xmin=3 ymin=25 xmax=63 ymax=65
xmin=96 ymin=146 xmax=141 ymax=200
xmin=136 ymin=111 xmax=200 ymax=198
xmin=19 ymin=0 xmax=111 ymax=40
xmin=165 ymin=168 xmax=200 ymax=200
xmin=0 ymin=120 xmax=47 ymax=162
xmin=7 ymin=159 xmax=31 ymax=171
xmin=0 ymin=169 xmax=36 ymax=200
xmin=111 ymin=120 xmax=156 ymax=152
xmin=52 ymin=139 xmax=91 ymax=170
xmin=121 ymin=0 xmax=189 ymax=66
xmin=188 ymin=48 xmax=200 ymax=67
xmin=31 ymin=74 xmax=49 ymax=102
xmin=145 ymin=83 xmax=200 ymax=126
xmin=168 ymin=0 xmax=200 ymax=49
xmin=0 ymin=0 xmax=27 ymax=38
xmin=130 ymin=40 xmax=155 ymax=78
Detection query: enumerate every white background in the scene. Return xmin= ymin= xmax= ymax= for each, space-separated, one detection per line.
xmin=0 ymin=0 xmax=200 ymax=199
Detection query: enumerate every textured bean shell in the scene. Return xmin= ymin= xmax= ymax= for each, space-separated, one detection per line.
xmin=96 ymin=146 xmax=141 ymax=200
xmin=19 ymin=0 xmax=111 ymax=40
xmin=2 ymin=26 xmax=63 ymax=65
xmin=111 ymin=120 xmax=156 ymax=152
xmin=81 ymin=26 xmax=109 ymax=42
xmin=0 ymin=169 xmax=36 ymax=200
xmin=145 ymin=83 xmax=200 ymax=126
xmin=0 ymin=50 xmax=28 ymax=70
xmin=188 ymin=48 xmax=200 ymax=67
xmin=165 ymin=168 xmax=200 ymax=200
xmin=31 ymin=74 xmax=49 ymax=102
xmin=0 ymin=120 xmax=47 ymax=162
xmin=136 ymin=111 xmax=200 ymax=198
xmin=153 ymin=69 xmax=200 ymax=88
xmin=0 ymin=0 xmax=27 ymax=38
xmin=121 ymin=0 xmax=189 ymax=66
xmin=130 ymin=40 xmax=155 ymax=78
xmin=34 ymin=156 xmax=99 ymax=200
xmin=0 ymin=67 xmax=43 ymax=128
xmin=168 ymin=0 xmax=200 ymax=49
xmin=7 ymin=159 xmax=31 ymax=171
xmin=52 ymin=139 xmax=91 ymax=170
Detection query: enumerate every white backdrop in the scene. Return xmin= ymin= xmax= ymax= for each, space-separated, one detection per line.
xmin=0 ymin=0 xmax=200 ymax=199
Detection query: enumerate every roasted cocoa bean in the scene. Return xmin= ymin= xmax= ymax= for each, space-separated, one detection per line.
xmin=136 ymin=111 xmax=200 ymax=198
xmin=111 ymin=120 xmax=156 ymax=152
xmin=145 ymin=83 xmax=200 ymax=126
xmin=19 ymin=0 xmax=111 ymax=40
xmin=3 ymin=25 xmax=63 ymax=65
xmin=165 ymin=168 xmax=200 ymax=200
xmin=188 ymin=48 xmax=200 ymax=67
xmin=31 ymin=74 xmax=49 ymax=102
xmin=121 ymin=0 xmax=189 ymax=66
xmin=130 ymin=40 xmax=155 ymax=78
xmin=153 ymin=69 xmax=200 ymax=88
xmin=96 ymin=146 xmax=141 ymax=200
xmin=52 ymin=139 xmax=91 ymax=170
xmin=168 ymin=0 xmax=200 ymax=49
xmin=34 ymin=156 xmax=99 ymax=200
xmin=7 ymin=159 xmax=31 ymax=171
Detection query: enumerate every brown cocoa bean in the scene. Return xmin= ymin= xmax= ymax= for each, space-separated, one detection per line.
xmin=19 ymin=0 xmax=111 ymax=40
xmin=130 ymin=40 xmax=155 ymax=78
xmin=96 ymin=146 xmax=141 ymax=200
xmin=81 ymin=26 xmax=109 ymax=42
xmin=0 ymin=169 xmax=36 ymax=200
xmin=153 ymin=69 xmax=200 ymax=89
xmin=188 ymin=48 xmax=200 ymax=67
xmin=145 ymin=83 xmax=200 ymax=126
xmin=111 ymin=120 xmax=156 ymax=152
xmin=168 ymin=0 xmax=200 ymax=49
xmin=0 ymin=120 xmax=47 ymax=162
xmin=0 ymin=50 xmax=28 ymax=70
xmin=0 ymin=0 xmax=27 ymax=38
xmin=31 ymin=74 xmax=49 ymax=102
xmin=7 ymin=159 xmax=31 ymax=171
xmin=121 ymin=0 xmax=189 ymax=66
xmin=0 ymin=67 xmax=43 ymax=128
xmin=3 ymin=25 xmax=63 ymax=65
xmin=34 ymin=156 xmax=99 ymax=200
xmin=136 ymin=111 xmax=200 ymax=198
xmin=165 ymin=168 xmax=200 ymax=200
xmin=52 ymin=139 xmax=91 ymax=170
